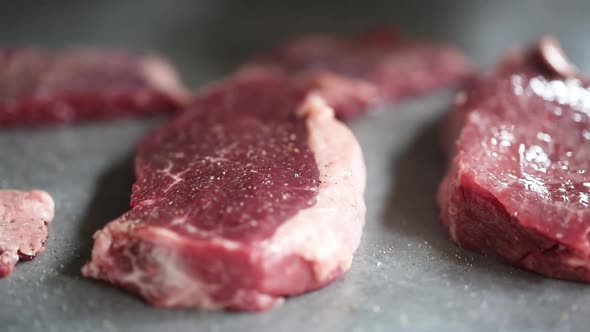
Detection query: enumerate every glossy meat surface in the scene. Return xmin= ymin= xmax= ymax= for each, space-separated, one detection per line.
xmin=439 ymin=39 xmax=590 ymax=281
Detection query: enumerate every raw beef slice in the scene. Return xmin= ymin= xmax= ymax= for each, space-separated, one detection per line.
xmin=438 ymin=36 xmax=590 ymax=282
xmin=82 ymin=71 xmax=367 ymax=311
xmin=0 ymin=190 xmax=55 ymax=277
xmin=0 ymin=48 xmax=187 ymax=127
xmin=242 ymin=27 xmax=474 ymax=119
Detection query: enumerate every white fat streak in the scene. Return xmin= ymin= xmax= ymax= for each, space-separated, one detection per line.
xmin=84 ymin=221 xmax=278 ymax=310
xmin=116 ymin=231 xmax=224 ymax=309
xmin=266 ymin=95 xmax=367 ymax=281
xmin=140 ymin=55 xmax=188 ymax=104
xmin=565 ymin=254 xmax=590 ymax=270
xmin=83 ymin=221 xmax=224 ymax=310
xmin=147 ymin=226 xmax=242 ymax=252
xmin=157 ymin=161 xmax=191 ymax=193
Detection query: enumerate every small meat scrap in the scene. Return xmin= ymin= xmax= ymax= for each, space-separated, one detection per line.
xmin=0 ymin=48 xmax=188 ymax=127
xmin=438 ymin=36 xmax=590 ymax=282
xmin=242 ymin=27 xmax=474 ymax=119
xmin=82 ymin=71 xmax=366 ymax=311
xmin=0 ymin=190 xmax=55 ymax=277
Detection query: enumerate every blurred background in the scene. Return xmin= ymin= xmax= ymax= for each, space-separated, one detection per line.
xmin=1 ymin=0 xmax=589 ymax=88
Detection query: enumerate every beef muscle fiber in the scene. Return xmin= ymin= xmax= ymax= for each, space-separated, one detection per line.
xmin=0 ymin=48 xmax=188 ymax=127
xmin=438 ymin=37 xmax=590 ymax=282
xmin=82 ymin=71 xmax=366 ymax=311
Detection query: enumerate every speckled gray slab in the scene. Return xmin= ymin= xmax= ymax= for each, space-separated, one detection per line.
xmin=2 ymin=1 xmax=590 ymax=331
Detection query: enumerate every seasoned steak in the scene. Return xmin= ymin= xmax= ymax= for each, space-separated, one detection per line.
xmin=438 ymin=37 xmax=590 ymax=282
xmin=243 ymin=27 xmax=474 ymax=119
xmin=0 ymin=48 xmax=187 ymax=127
xmin=82 ymin=71 xmax=366 ymax=311
xmin=0 ymin=190 xmax=55 ymax=278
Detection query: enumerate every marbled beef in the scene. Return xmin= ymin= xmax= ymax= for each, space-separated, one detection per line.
xmin=82 ymin=71 xmax=366 ymax=311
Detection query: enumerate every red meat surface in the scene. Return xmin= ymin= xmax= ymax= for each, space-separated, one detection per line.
xmin=82 ymin=71 xmax=366 ymax=311
xmin=438 ymin=37 xmax=590 ymax=282
xmin=0 ymin=48 xmax=187 ymax=127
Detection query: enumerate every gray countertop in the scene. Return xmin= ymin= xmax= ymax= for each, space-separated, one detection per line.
xmin=2 ymin=1 xmax=590 ymax=331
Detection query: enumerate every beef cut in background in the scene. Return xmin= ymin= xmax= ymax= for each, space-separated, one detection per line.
xmin=0 ymin=48 xmax=188 ymax=127
xmin=242 ymin=27 xmax=474 ymax=120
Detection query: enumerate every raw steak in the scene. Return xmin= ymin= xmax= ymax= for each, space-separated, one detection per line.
xmin=82 ymin=71 xmax=367 ymax=311
xmin=242 ymin=27 xmax=474 ymax=119
xmin=0 ymin=48 xmax=187 ymax=127
xmin=441 ymin=36 xmax=585 ymax=153
xmin=0 ymin=190 xmax=55 ymax=278
xmin=438 ymin=37 xmax=590 ymax=282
